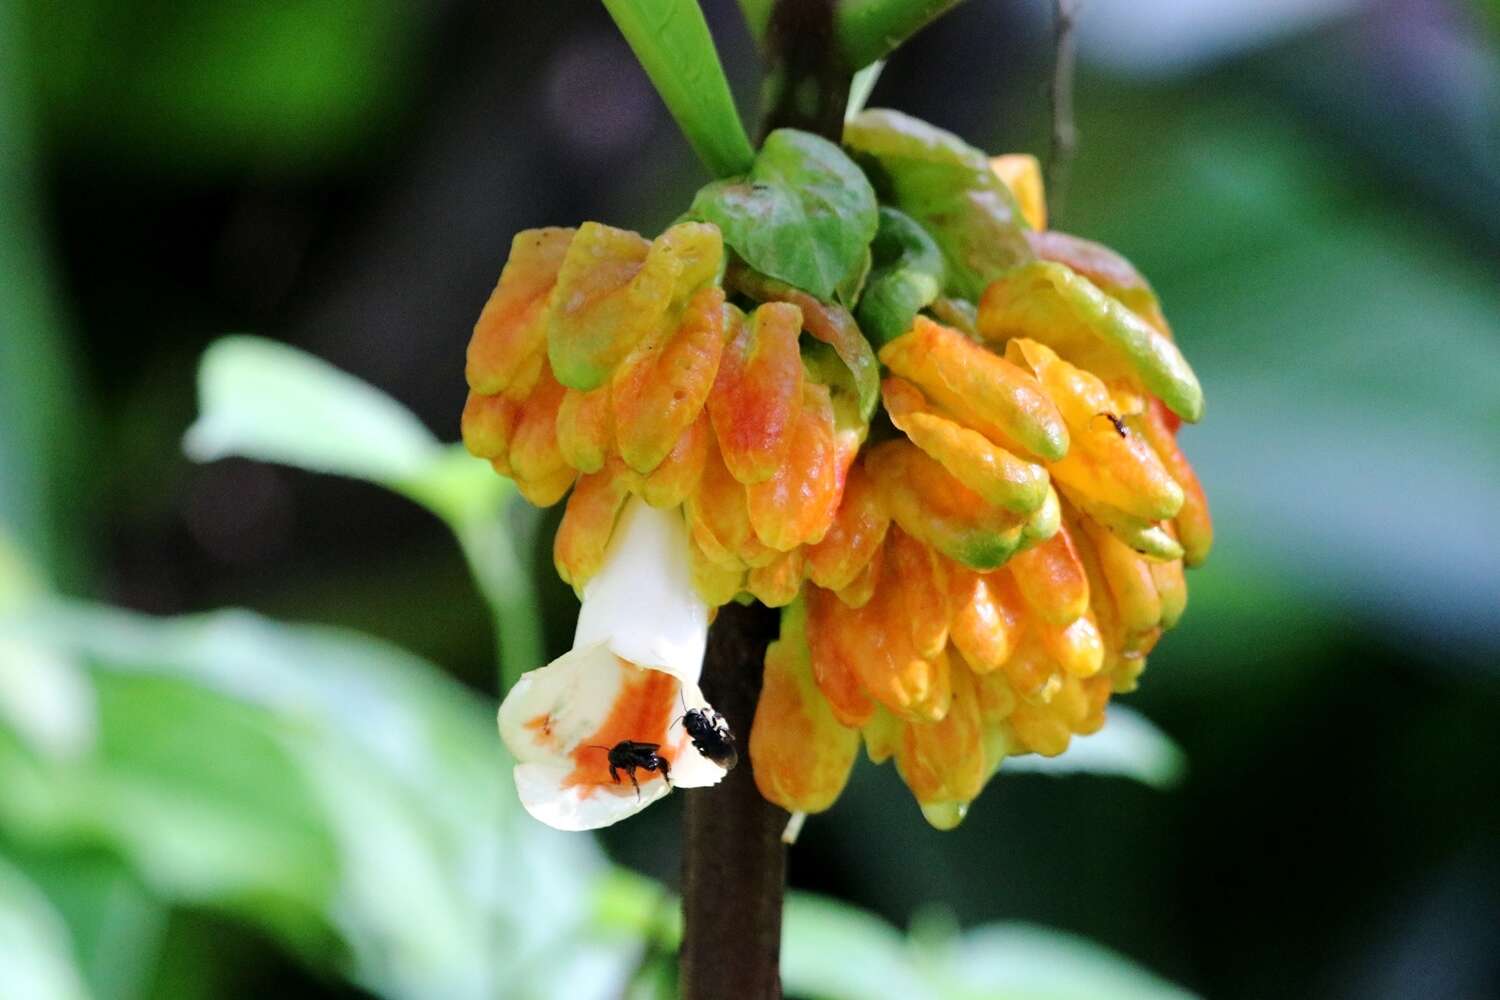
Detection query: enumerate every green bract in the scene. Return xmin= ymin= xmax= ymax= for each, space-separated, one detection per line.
xmin=978 ymin=261 xmax=1205 ymax=423
xmin=855 ymin=207 xmax=946 ymax=346
xmin=844 ymin=109 xmax=1033 ymax=300
xmin=690 ymin=129 xmax=879 ymax=305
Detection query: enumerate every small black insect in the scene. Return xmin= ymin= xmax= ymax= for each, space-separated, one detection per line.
xmin=587 ymin=740 xmax=672 ymax=799
xmin=675 ymin=694 xmax=739 ymax=771
xmin=1097 ymin=411 xmax=1128 ymax=438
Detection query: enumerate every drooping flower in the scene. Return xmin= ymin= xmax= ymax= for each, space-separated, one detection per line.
xmin=498 ymin=498 xmax=729 ymax=830
xmin=465 ymin=109 xmax=1211 ymax=833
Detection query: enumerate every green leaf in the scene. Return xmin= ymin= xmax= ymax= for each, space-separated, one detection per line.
xmin=28 ymin=0 xmax=414 ymax=175
xmin=855 ymin=206 xmax=946 ymax=346
xmin=0 ymin=635 xmax=94 ymax=761
xmin=1002 ymin=704 xmax=1187 ymax=789
xmin=181 ymin=335 xmax=540 ymax=685
xmin=782 ymin=892 xmax=934 ymax=1000
xmin=836 ymin=0 xmax=967 ymax=70
xmin=0 ymin=601 xmax=635 ymax=1000
xmin=691 ymin=129 xmax=879 ymax=304
xmin=10 ymin=853 xmax=165 ymax=1000
xmin=602 ymin=0 xmax=755 ymax=178
xmin=782 ymin=891 xmax=1200 ymax=1000
xmin=0 ymin=529 xmax=45 ymax=610
xmin=0 ymin=856 xmax=92 ymax=1000
xmin=977 ymin=260 xmax=1205 ymax=423
xmin=0 ymin=4 xmax=84 ymax=587
xmin=951 ymin=922 xmax=1201 ymax=1000
xmin=844 ymin=109 xmax=1033 ymax=300
xmin=185 ymin=335 xmax=438 ymax=494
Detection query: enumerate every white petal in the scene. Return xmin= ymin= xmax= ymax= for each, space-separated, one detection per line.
xmin=513 ymin=762 xmax=672 ymax=831
xmin=497 ymin=640 xmax=728 ymax=831
xmin=572 ymin=498 xmax=708 ymax=685
xmin=498 ymin=642 xmax=623 ymax=769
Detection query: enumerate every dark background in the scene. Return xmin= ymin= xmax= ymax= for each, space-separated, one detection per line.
xmin=4 ymin=0 xmax=1499 ymax=997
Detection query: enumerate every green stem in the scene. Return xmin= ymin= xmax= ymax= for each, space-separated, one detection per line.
xmin=737 ymin=0 xmax=773 ymax=47
xmin=836 ymin=0 xmax=968 ymax=70
xmin=603 ymin=0 xmax=756 ymax=178
xmin=455 ymin=506 xmax=544 ymax=692
xmin=1046 ymin=0 xmax=1079 ymax=224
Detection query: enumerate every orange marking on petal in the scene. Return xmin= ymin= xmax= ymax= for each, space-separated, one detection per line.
xmin=524 ymin=712 xmax=558 ymax=748
xmin=563 ymin=664 xmax=679 ymax=796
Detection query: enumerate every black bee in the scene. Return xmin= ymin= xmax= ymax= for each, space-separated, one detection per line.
xmin=588 ymin=740 xmax=672 ymax=799
xmin=1097 ymin=411 xmax=1128 ymax=438
xmin=676 ymin=695 xmax=739 ymax=771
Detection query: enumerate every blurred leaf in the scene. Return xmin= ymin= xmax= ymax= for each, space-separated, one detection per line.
xmin=602 ymin=0 xmax=755 ymax=178
xmin=0 ymin=601 xmax=634 ymax=999
xmin=783 ymin=892 xmax=934 ymax=1000
xmin=691 ymin=129 xmax=879 ymax=303
xmin=0 ymin=2 xmax=83 ymax=585
xmin=781 ymin=891 xmax=1199 ymax=1000
xmin=0 ymin=529 xmax=45 ymax=609
xmin=182 ymin=336 xmax=541 ymax=682
xmin=0 ymin=636 xmax=95 ymax=760
xmin=836 ymin=0 xmax=967 ymax=70
xmin=10 ymin=851 xmax=166 ymax=1000
xmin=0 ymin=672 xmax=341 ymax=951
xmin=950 ymin=922 xmax=1200 ymax=1000
xmin=184 ymin=336 xmax=467 ymax=511
xmin=622 ymin=954 xmax=679 ymax=1000
xmin=0 ymin=855 xmax=93 ymax=1000
xmin=1002 ymin=704 xmax=1187 ymax=789
xmin=28 ymin=0 xmax=416 ymax=174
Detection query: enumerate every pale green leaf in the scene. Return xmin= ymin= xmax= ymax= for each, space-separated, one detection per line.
xmin=782 ymin=892 xmax=934 ymax=1000
xmin=952 ymin=922 xmax=1201 ymax=1000
xmin=0 ymin=856 xmax=92 ymax=1000
xmin=0 ymin=601 xmax=630 ymax=1000
xmin=180 ymin=335 xmax=536 ymax=679
xmin=0 ymin=636 xmax=94 ymax=760
xmin=1002 ymin=704 xmax=1186 ymax=789
xmin=183 ymin=335 xmax=439 ymax=491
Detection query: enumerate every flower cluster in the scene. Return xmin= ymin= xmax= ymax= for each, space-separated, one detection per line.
xmin=468 ymin=110 xmax=1211 ymax=832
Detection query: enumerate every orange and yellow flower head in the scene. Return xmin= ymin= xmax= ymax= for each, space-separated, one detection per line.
xmin=468 ymin=111 xmax=1211 ymax=832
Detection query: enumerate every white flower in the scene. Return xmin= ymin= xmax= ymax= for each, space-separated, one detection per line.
xmin=498 ymin=499 xmax=727 ymax=830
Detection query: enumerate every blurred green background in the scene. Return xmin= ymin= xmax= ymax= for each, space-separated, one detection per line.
xmin=3 ymin=0 xmax=1498 ymax=997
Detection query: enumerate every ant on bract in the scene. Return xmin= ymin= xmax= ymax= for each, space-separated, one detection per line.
xmin=1093 ymin=411 xmax=1128 ymax=438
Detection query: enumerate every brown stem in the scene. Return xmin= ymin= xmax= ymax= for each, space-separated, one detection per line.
xmin=760 ymin=0 xmax=849 ymax=139
xmin=1047 ymin=0 xmax=1079 ymax=225
xmin=680 ymin=601 xmax=787 ymax=1000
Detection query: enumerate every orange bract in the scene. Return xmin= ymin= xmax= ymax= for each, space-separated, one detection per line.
xmin=881 ymin=316 xmax=1069 ymax=463
xmin=612 ymin=286 xmax=728 ymax=474
xmin=708 ymin=302 xmax=805 ymax=486
xmin=750 ymin=602 xmax=861 ymax=813
xmin=466 ymin=227 xmax=574 ymax=398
